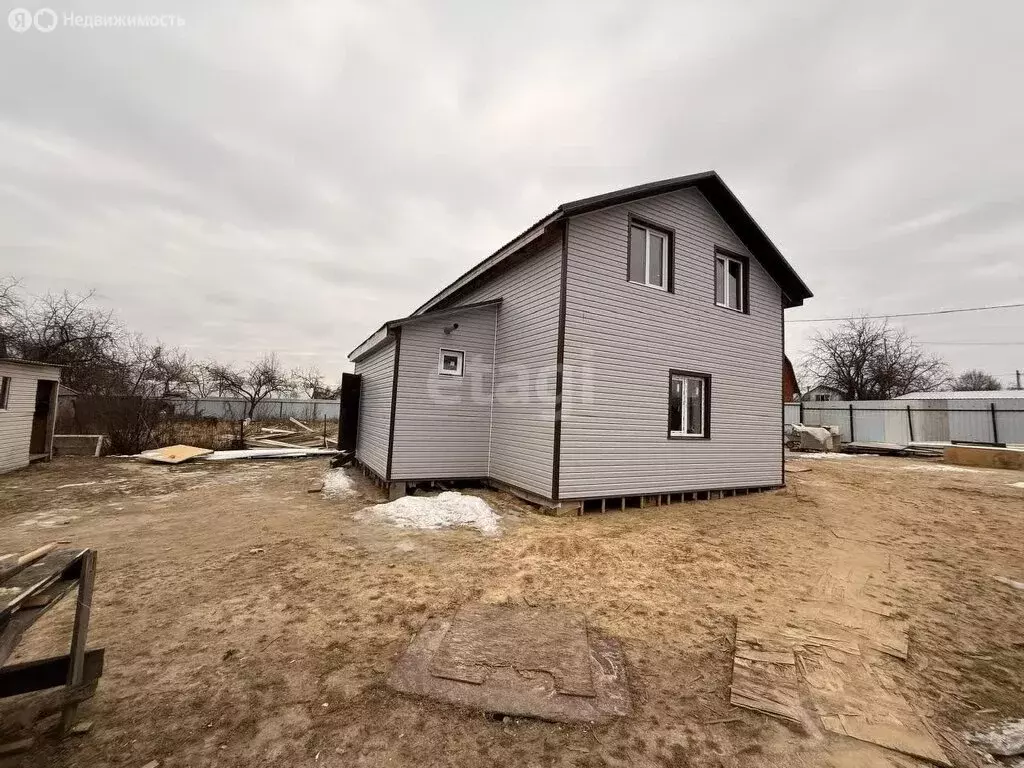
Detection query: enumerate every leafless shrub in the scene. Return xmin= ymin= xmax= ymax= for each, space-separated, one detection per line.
xmin=951 ymin=369 xmax=1002 ymax=391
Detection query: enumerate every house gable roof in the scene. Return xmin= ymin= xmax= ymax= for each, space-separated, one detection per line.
xmin=413 ymin=171 xmax=811 ymax=315
xmin=351 ymin=171 xmax=813 ymax=358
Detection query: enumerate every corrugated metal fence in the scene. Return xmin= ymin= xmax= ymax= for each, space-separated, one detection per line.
xmin=785 ymin=399 xmax=1024 ymax=445
xmin=168 ymin=397 xmax=340 ymax=421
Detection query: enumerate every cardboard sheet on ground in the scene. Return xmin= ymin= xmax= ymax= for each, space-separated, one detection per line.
xmin=388 ymin=605 xmax=630 ymax=724
xmin=137 ymin=444 xmax=213 ymax=464
xmin=430 ymin=604 xmax=595 ymax=696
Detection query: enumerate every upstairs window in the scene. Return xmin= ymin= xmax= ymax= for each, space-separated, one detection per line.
xmin=668 ymin=371 xmax=710 ymax=439
xmin=628 ymin=219 xmax=671 ymax=291
xmin=0 ymin=376 xmax=9 ymax=410
xmin=715 ymin=250 xmax=747 ymax=312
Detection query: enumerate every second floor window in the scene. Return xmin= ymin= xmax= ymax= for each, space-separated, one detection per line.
xmin=628 ymin=222 xmax=670 ymax=290
xmin=715 ymin=251 xmax=747 ymax=312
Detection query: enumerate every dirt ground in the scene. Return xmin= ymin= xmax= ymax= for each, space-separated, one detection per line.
xmin=0 ymin=453 xmax=1022 ymax=768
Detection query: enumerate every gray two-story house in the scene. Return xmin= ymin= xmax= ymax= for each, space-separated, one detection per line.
xmin=345 ymin=171 xmax=813 ymax=511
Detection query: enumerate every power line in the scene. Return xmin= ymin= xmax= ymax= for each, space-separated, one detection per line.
xmin=919 ymin=341 xmax=1024 ymax=346
xmin=788 ymin=301 xmax=1024 ymax=323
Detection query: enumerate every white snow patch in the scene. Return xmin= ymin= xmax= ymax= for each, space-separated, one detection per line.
xmin=1011 ymin=481 xmax=1024 ymax=489
xmin=902 ymin=464 xmax=981 ymax=473
xmin=322 ymin=468 xmax=355 ymax=498
xmin=204 ymin=448 xmax=336 ymax=461
xmin=787 ymin=452 xmax=855 ymax=460
xmin=359 ymin=491 xmax=500 ymax=535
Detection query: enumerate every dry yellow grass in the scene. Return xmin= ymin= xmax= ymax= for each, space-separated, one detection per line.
xmin=0 ymin=454 xmax=1021 ymax=767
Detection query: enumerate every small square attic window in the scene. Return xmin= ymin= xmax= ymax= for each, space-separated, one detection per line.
xmin=438 ymin=349 xmax=464 ymax=377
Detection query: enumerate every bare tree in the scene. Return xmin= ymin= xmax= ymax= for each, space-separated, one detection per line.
xmin=292 ymin=365 xmax=339 ymax=399
xmin=804 ymin=318 xmax=949 ymax=400
xmin=0 ymin=276 xmax=17 ymax=315
xmin=0 ymin=277 xmax=18 ymax=356
xmin=181 ymin=360 xmax=218 ymax=398
xmin=951 ymin=369 xmax=1002 ymax=391
xmin=292 ymin=365 xmax=324 ymax=399
xmin=0 ymin=286 xmax=124 ymax=393
xmin=207 ymin=353 xmax=294 ymax=418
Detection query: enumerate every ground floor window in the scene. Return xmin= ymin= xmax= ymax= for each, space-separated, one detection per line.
xmin=668 ymin=371 xmax=710 ymax=438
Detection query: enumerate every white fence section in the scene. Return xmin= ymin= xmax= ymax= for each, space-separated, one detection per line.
xmin=168 ymin=397 xmax=340 ymax=421
xmin=786 ymin=398 xmax=1024 ymax=445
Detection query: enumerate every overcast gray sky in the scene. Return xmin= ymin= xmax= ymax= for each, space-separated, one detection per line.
xmin=1 ymin=0 xmax=1022 ymax=386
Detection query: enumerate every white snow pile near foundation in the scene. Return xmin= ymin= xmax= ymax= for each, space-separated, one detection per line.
xmin=359 ymin=491 xmax=500 ymax=535
xmin=322 ymin=468 xmax=356 ymax=498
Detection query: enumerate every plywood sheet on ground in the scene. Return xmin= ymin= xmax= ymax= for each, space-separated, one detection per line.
xmin=138 ymin=445 xmax=214 ymax=464
xmin=729 ymin=628 xmax=806 ymax=723
xmin=429 ymin=604 xmax=595 ymax=697
xmin=388 ymin=616 xmax=630 ymax=724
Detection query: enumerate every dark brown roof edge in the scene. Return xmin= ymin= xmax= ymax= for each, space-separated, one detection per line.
xmin=348 ymin=299 xmax=502 ymax=362
xmin=353 ymin=171 xmax=812 ymax=354
xmin=558 ymin=171 xmax=812 ymax=307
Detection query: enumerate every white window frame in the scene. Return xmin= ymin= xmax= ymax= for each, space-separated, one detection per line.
xmin=715 ymin=253 xmax=746 ymax=312
xmin=629 ymin=224 xmax=669 ymax=291
xmin=0 ymin=376 xmax=10 ymax=410
xmin=437 ymin=349 xmax=464 ymax=377
xmin=669 ymin=372 xmax=709 ymax=439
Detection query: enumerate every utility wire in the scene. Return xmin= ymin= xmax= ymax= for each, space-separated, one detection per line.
xmin=918 ymin=341 xmax=1024 ymax=346
xmin=788 ymin=301 xmax=1024 ymax=323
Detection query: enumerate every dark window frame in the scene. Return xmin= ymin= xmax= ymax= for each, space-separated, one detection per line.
xmin=437 ymin=348 xmax=465 ymax=377
xmin=626 ymin=213 xmax=675 ymax=293
xmin=667 ymin=369 xmax=712 ymax=440
xmin=0 ymin=376 xmax=9 ymax=410
xmin=713 ymin=246 xmax=750 ymax=314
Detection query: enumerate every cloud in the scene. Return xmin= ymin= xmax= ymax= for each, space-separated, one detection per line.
xmin=0 ymin=0 xmax=1022 ymax=384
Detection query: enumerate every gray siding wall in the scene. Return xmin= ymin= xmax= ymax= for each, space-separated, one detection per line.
xmin=0 ymin=362 xmax=60 ymax=475
xmin=447 ymin=236 xmax=562 ymax=497
xmin=390 ymin=304 xmax=498 ymax=480
xmin=353 ymin=341 xmax=395 ymax=479
xmin=560 ymin=188 xmax=783 ymax=497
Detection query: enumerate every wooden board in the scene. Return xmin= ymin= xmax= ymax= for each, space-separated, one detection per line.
xmin=137 ymin=444 xmax=214 ymax=464
xmin=944 ymin=444 xmax=1024 ymax=471
xmin=0 ymin=649 xmax=104 ymax=697
xmin=0 ymin=549 xmax=85 ymax=621
xmin=430 ymin=604 xmax=596 ymax=698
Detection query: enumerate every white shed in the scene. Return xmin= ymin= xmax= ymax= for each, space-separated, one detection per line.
xmin=0 ymin=359 xmax=62 ymax=474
